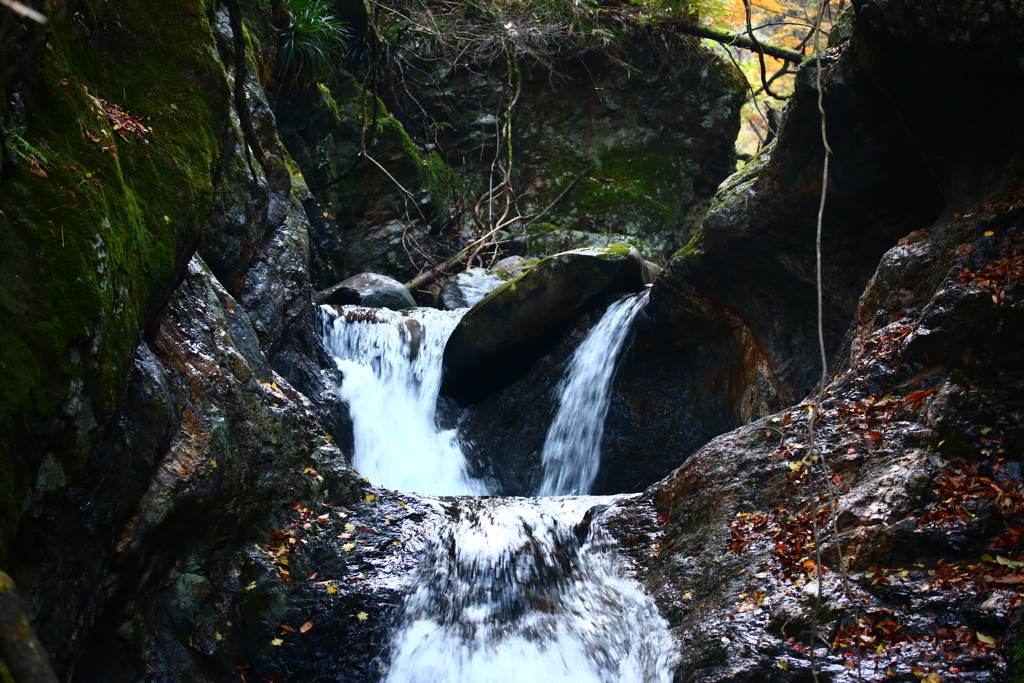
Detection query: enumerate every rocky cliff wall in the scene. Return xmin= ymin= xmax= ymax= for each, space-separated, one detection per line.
xmin=600 ymin=1 xmax=1024 ymax=679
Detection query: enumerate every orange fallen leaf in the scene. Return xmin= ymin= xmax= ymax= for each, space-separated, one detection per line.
xmin=299 ymin=621 xmax=313 ymax=633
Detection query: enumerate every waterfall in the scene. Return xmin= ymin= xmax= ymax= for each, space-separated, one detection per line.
xmin=539 ymin=291 xmax=648 ymax=496
xmin=320 ymin=305 xmax=487 ymax=495
xmin=320 ymin=295 xmax=674 ymax=682
xmin=384 ymin=496 xmax=676 ymax=683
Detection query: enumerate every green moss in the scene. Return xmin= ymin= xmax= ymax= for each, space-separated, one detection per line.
xmin=536 ymin=145 xmax=681 ymax=247
xmin=707 ymin=140 xmax=773 ymax=216
xmin=0 ymin=0 xmax=228 ymax=561
xmin=828 ymin=5 xmax=856 ymax=48
xmin=671 ymin=226 xmax=703 ymax=260
xmin=317 ymin=83 xmax=342 ymax=125
xmin=526 ymin=222 xmax=560 ymax=234
xmin=318 ymin=82 xmax=461 ymax=226
xmin=595 ymin=242 xmax=634 ymax=258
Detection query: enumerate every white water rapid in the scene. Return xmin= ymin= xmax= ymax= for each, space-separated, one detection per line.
xmin=385 ymin=496 xmax=676 ymax=683
xmin=539 ymin=290 xmax=649 ymax=496
xmin=319 ymin=293 xmax=674 ymax=682
xmin=320 ymin=305 xmax=487 ymax=495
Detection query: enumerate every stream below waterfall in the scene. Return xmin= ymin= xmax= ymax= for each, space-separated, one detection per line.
xmin=320 ymin=290 xmax=674 ymax=681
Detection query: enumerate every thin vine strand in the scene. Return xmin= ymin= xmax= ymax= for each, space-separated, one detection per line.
xmin=807 ymin=0 xmax=832 ymax=680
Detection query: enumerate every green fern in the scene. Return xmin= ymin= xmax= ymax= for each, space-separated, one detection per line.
xmin=5 ymin=133 xmax=48 ymax=164
xmin=277 ymin=0 xmax=349 ymax=88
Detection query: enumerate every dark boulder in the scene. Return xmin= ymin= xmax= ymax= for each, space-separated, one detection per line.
xmin=442 ymin=244 xmax=653 ymax=403
xmin=313 ymin=282 xmax=362 ymax=306
xmin=327 ymin=272 xmax=417 ymax=310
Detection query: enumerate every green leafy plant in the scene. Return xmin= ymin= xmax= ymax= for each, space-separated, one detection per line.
xmin=276 ymin=0 xmax=349 ymax=88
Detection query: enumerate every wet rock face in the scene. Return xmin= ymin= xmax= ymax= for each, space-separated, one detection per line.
xmin=461 ymin=299 xmax=740 ymax=497
xmin=442 ymin=244 xmax=652 ymax=403
xmin=611 ymin=193 xmax=1024 ymax=681
xmin=201 ymin=7 xmax=353 ymax=455
xmin=648 ymin=0 xmax=1024 ymax=427
xmin=12 ymin=257 xmax=367 ymax=679
xmin=596 ymin=1 xmax=1024 ymax=679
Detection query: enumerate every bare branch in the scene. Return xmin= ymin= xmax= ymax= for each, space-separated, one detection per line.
xmin=0 ymin=0 xmax=47 ymax=24
xmin=673 ymin=20 xmax=806 ymax=63
xmin=742 ymin=0 xmax=786 ymax=100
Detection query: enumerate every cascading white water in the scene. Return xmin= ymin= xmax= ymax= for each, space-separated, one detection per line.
xmin=539 ymin=290 xmax=649 ymax=496
xmin=320 ymin=296 xmax=674 ymax=681
xmin=320 ymin=305 xmax=487 ymax=495
xmin=384 ymin=496 xmax=676 ymax=683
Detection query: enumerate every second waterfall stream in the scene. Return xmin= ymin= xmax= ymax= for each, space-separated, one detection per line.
xmin=320 ymin=289 xmax=675 ymax=682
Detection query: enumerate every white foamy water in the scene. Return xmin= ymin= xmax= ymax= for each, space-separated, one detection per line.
xmin=384 ymin=496 xmax=676 ymax=683
xmin=539 ymin=291 xmax=648 ymax=496
xmin=320 ymin=296 xmax=674 ymax=682
xmin=320 ymin=305 xmax=487 ymax=495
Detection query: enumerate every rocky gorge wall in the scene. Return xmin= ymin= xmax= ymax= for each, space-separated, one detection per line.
xmin=443 ymin=1 xmax=1024 ymax=678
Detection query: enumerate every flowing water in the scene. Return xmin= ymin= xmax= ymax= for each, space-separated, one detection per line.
xmin=320 ymin=306 xmax=487 ymax=495
xmin=384 ymin=496 xmax=675 ymax=683
xmin=539 ymin=290 xmax=649 ymax=496
xmin=319 ymin=293 xmax=674 ymax=681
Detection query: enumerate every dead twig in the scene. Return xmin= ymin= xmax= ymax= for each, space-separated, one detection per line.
xmin=0 ymin=0 xmax=46 ymax=23
xmin=742 ymin=0 xmax=786 ymax=100
xmin=521 ymin=164 xmax=592 ymax=230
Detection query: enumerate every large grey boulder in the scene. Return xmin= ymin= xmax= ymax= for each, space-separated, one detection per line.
xmin=315 ymin=272 xmax=416 ymax=310
xmin=442 ymin=244 xmax=652 ymax=402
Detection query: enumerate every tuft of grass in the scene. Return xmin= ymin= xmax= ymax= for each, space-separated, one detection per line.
xmin=277 ymin=0 xmax=349 ymax=88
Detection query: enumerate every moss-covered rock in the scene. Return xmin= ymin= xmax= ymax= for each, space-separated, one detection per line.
xmin=387 ymin=38 xmax=745 ymax=261
xmin=510 ymin=224 xmax=663 ymax=263
xmin=442 ymin=244 xmax=650 ymax=402
xmin=438 ymin=267 xmax=506 ymax=310
xmin=0 ymin=0 xmax=230 ymax=560
xmin=274 ymin=75 xmax=462 ymax=282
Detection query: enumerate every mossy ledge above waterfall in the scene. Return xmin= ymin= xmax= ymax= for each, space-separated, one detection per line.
xmin=442 ymin=244 xmax=654 ymax=404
